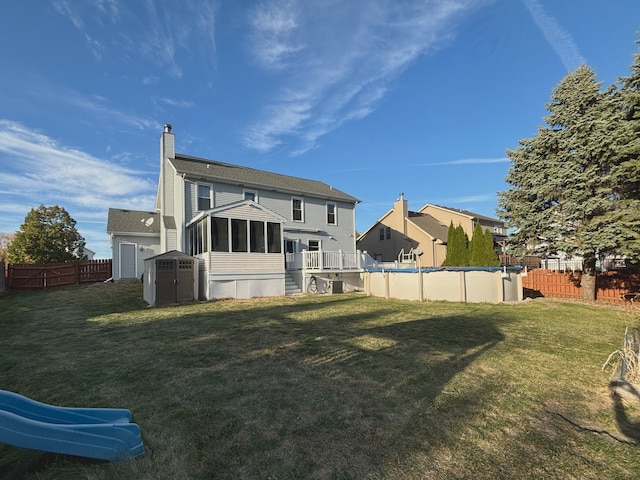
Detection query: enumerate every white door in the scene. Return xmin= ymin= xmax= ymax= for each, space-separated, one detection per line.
xmin=120 ymin=243 xmax=137 ymax=279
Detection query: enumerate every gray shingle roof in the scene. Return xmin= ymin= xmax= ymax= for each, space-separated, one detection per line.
xmin=170 ymin=154 xmax=360 ymax=203
xmin=107 ymin=208 xmax=160 ymax=234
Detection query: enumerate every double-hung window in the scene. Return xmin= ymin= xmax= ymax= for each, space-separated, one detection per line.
xmin=197 ymin=184 xmax=212 ymax=211
xmin=292 ymin=197 xmax=304 ymax=222
xmin=327 ymin=202 xmax=337 ymax=225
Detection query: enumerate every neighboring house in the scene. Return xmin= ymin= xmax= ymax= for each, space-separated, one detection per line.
xmin=357 ymin=194 xmax=507 ymax=267
xmin=418 ymin=203 xmax=507 ymax=244
xmin=106 ymin=208 xmax=160 ymax=280
xmin=109 ymin=124 xmax=364 ymax=299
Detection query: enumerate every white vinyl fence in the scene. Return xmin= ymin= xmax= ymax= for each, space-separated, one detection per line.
xmin=362 ymin=268 xmax=523 ymax=303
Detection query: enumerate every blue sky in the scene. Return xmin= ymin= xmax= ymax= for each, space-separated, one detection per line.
xmin=1 ymin=1 xmax=639 ymax=259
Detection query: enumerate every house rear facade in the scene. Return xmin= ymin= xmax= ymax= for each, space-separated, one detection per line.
xmin=109 ymin=125 xmax=362 ymax=299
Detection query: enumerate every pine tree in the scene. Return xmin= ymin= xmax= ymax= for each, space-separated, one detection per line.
xmin=7 ymin=205 xmax=86 ymax=264
xmin=498 ymin=65 xmax=622 ymax=301
xmin=612 ymin=35 xmax=640 ymax=263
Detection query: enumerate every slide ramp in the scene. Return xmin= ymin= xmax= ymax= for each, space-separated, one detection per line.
xmin=0 ymin=390 xmax=144 ymax=462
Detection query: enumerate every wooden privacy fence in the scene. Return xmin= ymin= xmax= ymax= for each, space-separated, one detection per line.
xmin=6 ymin=260 xmax=112 ymax=290
xmin=521 ymin=269 xmax=640 ymax=304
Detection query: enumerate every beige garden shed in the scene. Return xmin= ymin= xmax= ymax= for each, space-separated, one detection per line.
xmin=143 ymin=250 xmax=198 ymax=306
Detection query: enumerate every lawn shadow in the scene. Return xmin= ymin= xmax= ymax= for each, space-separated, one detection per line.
xmin=1 ymin=290 xmax=509 ymax=479
xmin=159 ymin=299 xmax=508 ymax=478
xmin=610 ymin=380 xmax=640 ymax=443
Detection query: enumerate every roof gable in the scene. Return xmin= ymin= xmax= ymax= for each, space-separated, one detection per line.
xmin=356 ymin=208 xmax=394 ymax=240
xmin=186 ymin=200 xmax=287 ymax=227
xmin=170 ymin=154 xmax=359 ymax=204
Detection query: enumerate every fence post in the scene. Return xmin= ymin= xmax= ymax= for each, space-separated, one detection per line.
xmin=0 ymin=261 xmax=5 ymax=293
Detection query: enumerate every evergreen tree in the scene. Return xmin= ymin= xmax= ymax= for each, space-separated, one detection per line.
xmin=469 ymin=223 xmax=484 ymax=266
xmin=443 ymin=222 xmax=469 ymax=266
xmin=612 ymin=36 xmax=640 ymax=263
xmin=498 ymin=65 xmax=623 ymax=301
xmin=483 ymin=228 xmax=500 ymax=267
xmin=7 ymin=205 xmax=86 ymax=264
xmin=468 ymin=224 xmax=500 ymax=267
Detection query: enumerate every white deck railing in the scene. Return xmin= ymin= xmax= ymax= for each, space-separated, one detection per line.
xmin=286 ymin=250 xmax=377 ymax=271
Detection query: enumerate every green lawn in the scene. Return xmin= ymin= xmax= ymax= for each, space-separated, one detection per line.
xmin=1 ymin=283 xmax=639 ymax=479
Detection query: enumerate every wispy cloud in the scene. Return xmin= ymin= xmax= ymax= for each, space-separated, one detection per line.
xmin=0 ymin=120 xmax=156 ymax=253
xmin=445 ymin=193 xmax=497 ymax=204
xmin=157 ymin=97 xmax=197 ymax=109
xmin=243 ymin=0 xmax=485 ymax=155
xmin=416 ymin=157 xmax=510 ymax=167
xmin=53 ymin=0 xmax=105 ymax=60
xmin=248 ymin=0 xmax=304 ymax=70
xmin=52 ymin=0 xmax=218 ymax=79
xmin=522 ymin=0 xmax=586 ymax=71
xmin=0 ymin=120 xmax=155 ymax=200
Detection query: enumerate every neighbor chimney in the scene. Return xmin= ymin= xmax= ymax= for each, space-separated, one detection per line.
xmin=164 ymin=123 xmax=172 ymax=133
xmin=394 ymin=193 xmax=409 ymax=236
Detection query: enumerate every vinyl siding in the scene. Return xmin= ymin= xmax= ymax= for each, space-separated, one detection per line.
xmin=208 ymin=252 xmax=284 ymax=272
xmin=183 ymin=178 xmax=357 ymax=252
xmin=110 ymin=234 xmax=160 ymax=280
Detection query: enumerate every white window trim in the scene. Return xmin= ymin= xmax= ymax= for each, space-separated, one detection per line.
xmin=292 ymin=196 xmax=304 ymax=222
xmin=196 ymin=182 xmax=213 ymax=211
xmin=326 ymin=201 xmax=337 ymax=225
xmin=243 ymin=189 xmax=258 ymax=202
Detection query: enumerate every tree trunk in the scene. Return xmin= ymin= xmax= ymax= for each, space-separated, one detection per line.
xmin=581 ymin=255 xmax=597 ymax=302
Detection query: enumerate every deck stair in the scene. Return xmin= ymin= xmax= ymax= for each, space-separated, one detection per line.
xmin=285 ymin=272 xmax=302 ymax=295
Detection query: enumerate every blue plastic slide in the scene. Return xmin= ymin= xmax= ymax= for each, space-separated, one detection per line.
xmin=0 ymin=389 xmax=144 ymax=462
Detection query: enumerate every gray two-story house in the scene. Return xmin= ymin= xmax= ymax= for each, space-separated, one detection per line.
xmin=110 ymin=125 xmax=364 ymax=299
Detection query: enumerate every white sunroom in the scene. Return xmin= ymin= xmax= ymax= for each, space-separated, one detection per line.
xmin=186 ymin=199 xmax=287 ymax=300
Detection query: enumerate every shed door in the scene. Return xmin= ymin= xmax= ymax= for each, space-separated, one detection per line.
xmin=155 ymin=259 xmax=194 ymax=305
xmin=156 ymin=259 xmax=177 ymax=305
xmin=176 ymin=259 xmax=194 ymax=303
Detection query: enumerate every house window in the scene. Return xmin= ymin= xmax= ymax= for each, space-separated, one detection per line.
xmin=327 ymin=202 xmax=336 ymax=225
xmin=267 ymin=222 xmax=282 ymax=253
xmin=292 ymin=197 xmax=304 ymax=222
xmin=250 ymin=220 xmax=265 ymax=253
xmin=379 ymin=226 xmax=391 ymax=240
xmin=308 ymin=240 xmax=320 ymax=251
xmin=285 ymin=239 xmax=298 ymax=254
xmin=379 ymin=228 xmax=385 ymax=241
xmin=244 ymin=190 xmax=258 ymax=202
xmin=211 ymin=217 xmax=229 ymax=252
xmin=197 ymin=184 xmax=212 ymax=211
xmin=231 ymin=219 xmax=248 ymax=252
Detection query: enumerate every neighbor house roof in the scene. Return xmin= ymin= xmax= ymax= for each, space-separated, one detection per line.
xmin=407 ymin=212 xmax=449 ymax=242
xmin=107 ymin=208 xmax=160 ymax=235
xmin=169 ymin=154 xmax=360 ymax=204
xmin=420 ymin=204 xmax=503 ymax=224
